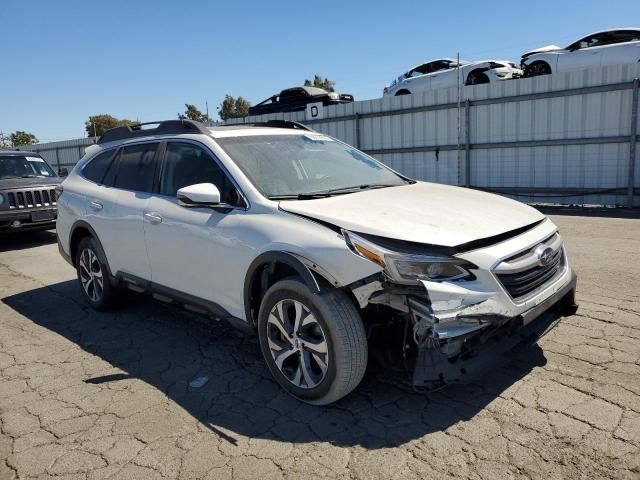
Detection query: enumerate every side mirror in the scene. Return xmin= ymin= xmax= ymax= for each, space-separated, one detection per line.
xmin=58 ymin=167 xmax=69 ymax=177
xmin=177 ymin=183 xmax=221 ymax=207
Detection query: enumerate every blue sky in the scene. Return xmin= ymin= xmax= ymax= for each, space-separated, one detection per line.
xmin=1 ymin=0 xmax=638 ymax=142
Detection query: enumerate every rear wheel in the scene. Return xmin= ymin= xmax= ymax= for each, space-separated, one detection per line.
xmin=394 ymin=89 xmax=411 ymax=96
xmin=526 ymin=61 xmax=551 ymax=77
xmin=257 ymin=278 xmax=367 ymax=405
xmin=75 ymin=236 xmax=120 ymax=310
xmin=467 ymin=71 xmax=490 ymax=85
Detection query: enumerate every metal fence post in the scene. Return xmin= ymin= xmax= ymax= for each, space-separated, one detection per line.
xmin=465 ymin=99 xmax=471 ymax=187
xmin=354 ymin=112 xmax=361 ymax=149
xmin=628 ymin=78 xmax=639 ymax=208
xmin=55 ymin=147 xmax=60 ymax=171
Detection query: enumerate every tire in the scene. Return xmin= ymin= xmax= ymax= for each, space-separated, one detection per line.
xmin=257 ymin=278 xmax=367 ymax=405
xmin=467 ymin=72 xmax=490 ymax=85
xmin=526 ymin=61 xmax=551 ymax=77
xmin=75 ymin=236 xmax=120 ymax=310
xmin=395 ymin=89 xmax=411 ymax=96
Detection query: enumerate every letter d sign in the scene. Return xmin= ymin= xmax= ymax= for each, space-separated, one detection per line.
xmin=306 ymin=102 xmax=324 ymax=121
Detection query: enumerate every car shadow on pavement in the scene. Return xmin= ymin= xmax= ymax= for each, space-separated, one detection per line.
xmin=3 ymin=280 xmax=550 ymax=449
xmin=0 ymin=230 xmax=57 ymax=252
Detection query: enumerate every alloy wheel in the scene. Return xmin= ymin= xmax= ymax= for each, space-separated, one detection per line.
xmin=79 ymin=248 xmax=103 ymax=302
xmin=266 ymin=299 xmax=329 ymax=389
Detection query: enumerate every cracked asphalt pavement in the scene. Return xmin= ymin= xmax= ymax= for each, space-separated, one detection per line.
xmin=1 ymin=211 xmax=639 ymax=480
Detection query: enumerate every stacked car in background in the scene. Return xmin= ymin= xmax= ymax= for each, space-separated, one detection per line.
xmin=383 ymin=28 xmax=640 ymax=97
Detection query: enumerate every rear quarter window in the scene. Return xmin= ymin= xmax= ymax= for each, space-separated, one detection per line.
xmin=82 ymin=150 xmax=116 ymax=184
xmin=112 ymin=143 xmax=159 ymax=192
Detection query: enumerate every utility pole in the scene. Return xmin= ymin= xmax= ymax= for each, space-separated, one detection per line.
xmin=457 ymin=52 xmax=462 ymax=185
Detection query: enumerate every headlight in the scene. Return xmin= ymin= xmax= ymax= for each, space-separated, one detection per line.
xmin=0 ymin=194 xmax=4 ymax=207
xmin=328 ymin=92 xmax=340 ymax=100
xmin=343 ymin=230 xmax=475 ymax=284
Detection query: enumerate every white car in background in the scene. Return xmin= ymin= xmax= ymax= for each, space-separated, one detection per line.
xmin=521 ymin=28 xmax=640 ymax=76
xmin=383 ymin=58 xmax=522 ymax=96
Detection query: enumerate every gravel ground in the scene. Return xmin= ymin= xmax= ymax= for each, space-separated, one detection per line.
xmin=0 ymin=212 xmax=639 ymax=480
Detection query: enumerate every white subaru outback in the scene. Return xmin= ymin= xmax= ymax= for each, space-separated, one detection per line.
xmin=57 ymin=119 xmax=577 ymax=405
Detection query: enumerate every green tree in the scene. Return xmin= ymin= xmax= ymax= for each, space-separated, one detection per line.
xmin=218 ymin=95 xmax=251 ymax=121
xmin=304 ymin=75 xmax=335 ymax=92
xmin=178 ymin=104 xmax=211 ymax=123
xmin=85 ymin=115 xmax=133 ymax=137
xmin=9 ymin=131 xmax=38 ymax=146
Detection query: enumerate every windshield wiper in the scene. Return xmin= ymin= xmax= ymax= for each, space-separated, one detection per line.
xmin=297 ymin=183 xmax=397 ymax=199
xmin=268 ymin=183 xmax=403 ymax=201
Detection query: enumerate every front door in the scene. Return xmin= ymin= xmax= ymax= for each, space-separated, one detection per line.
xmin=559 ymin=33 xmax=608 ymax=71
xmin=143 ymin=141 xmax=250 ymax=318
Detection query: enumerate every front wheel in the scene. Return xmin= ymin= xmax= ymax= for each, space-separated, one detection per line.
xmin=257 ymin=279 xmax=368 ymax=405
xmin=525 ymin=61 xmax=551 ymax=77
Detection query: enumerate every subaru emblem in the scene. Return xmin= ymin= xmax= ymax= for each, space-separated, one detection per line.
xmin=535 ymin=245 xmax=555 ymax=267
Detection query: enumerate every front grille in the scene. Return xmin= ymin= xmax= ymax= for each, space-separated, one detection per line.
xmin=495 ymin=232 xmax=565 ymax=299
xmin=497 ymin=250 xmax=564 ymax=298
xmin=5 ymin=188 xmax=57 ymax=209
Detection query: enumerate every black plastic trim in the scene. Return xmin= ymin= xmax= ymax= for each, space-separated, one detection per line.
xmin=68 ymin=220 xmax=114 ymax=277
xmin=116 ymin=272 xmax=234 ymax=320
xmin=243 ymin=251 xmax=322 ymax=326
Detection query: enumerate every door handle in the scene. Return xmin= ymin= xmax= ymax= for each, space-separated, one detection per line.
xmin=89 ymin=201 xmax=103 ymax=211
xmin=144 ymin=212 xmax=163 ymax=224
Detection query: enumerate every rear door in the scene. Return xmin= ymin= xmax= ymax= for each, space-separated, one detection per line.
xmin=601 ymin=30 xmax=640 ymax=66
xmin=86 ymin=142 xmax=159 ymax=280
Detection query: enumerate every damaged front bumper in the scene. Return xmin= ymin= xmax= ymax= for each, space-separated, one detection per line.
xmin=344 ymin=218 xmax=579 ymax=389
xmin=411 ymin=268 xmax=577 ymax=389
xmin=357 ymin=260 xmax=577 ymax=389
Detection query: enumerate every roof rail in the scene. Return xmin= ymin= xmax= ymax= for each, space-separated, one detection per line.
xmin=222 ymin=120 xmax=315 ymax=132
xmin=98 ymin=120 xmax=210 ymax=144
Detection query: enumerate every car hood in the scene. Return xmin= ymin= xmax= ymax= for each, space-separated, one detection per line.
xmin=522 ymin=44 xmax=563 ymax=56
xmin=0 ymin=177 xmax=62 ymax=190
xmin=279 ymin=182 xmax=545 ymax=247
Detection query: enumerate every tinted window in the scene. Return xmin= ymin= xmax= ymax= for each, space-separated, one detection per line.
xmin=82 ymin=150 xmax=115 ymax=184
xmin=280 ymin=89 xmax=308 ymax=103
xmin=430 ymin=60 xmax=453 ymax=72
xmin=159 ymin=142 xmax=242 ymax=205
xmin=408 ymin=64 xmax=431 ymax=77
xmin=113 ymin=143 xmax=158 ymax=192
xmin=609 ymin=30 xmax=640 ymax=44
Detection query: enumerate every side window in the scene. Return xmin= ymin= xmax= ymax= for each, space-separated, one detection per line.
xmin=610 ymin=30 xmax=640 ymax=44
xmin=571 ymin=34 xmax=606 ymax=50
xmin=113 ymin=143 xmax=159 ymax=193
xmin=82 ymin=150 xmax=116 ymax=184
xmin=431 ymin=60 xmax=452 ymax=72
xmin=159 ymin=142 xmax=242 ymax=206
